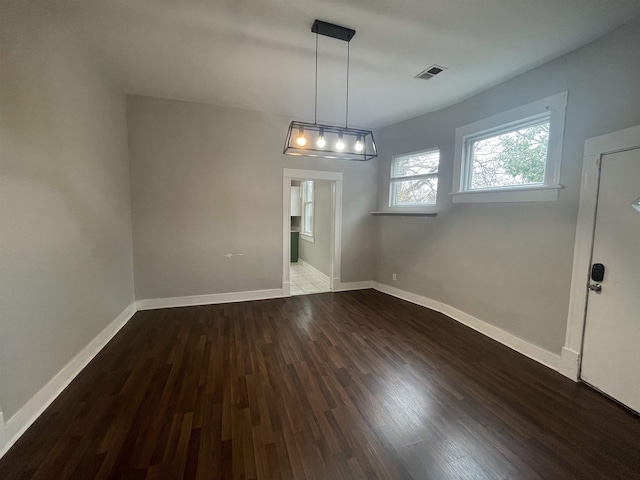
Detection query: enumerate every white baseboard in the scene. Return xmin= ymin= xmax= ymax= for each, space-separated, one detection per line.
xmin=297 ymin=259 xmax=331 ymax=283
xmin=373 ymin=283 xmax=561 ymax=371
xmin=333 ymin=280 xmax=375 ymax=291
xmin=558 ymin=347 xmax=581 ymax=381
xmin=136 ymin=288 xmax=286 ymax=310
xmin=0 ymin=302 xmax=137 ymax=459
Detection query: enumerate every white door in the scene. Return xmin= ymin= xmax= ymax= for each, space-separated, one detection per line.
xmin=580 ymin=147 xmax=640 ymax=413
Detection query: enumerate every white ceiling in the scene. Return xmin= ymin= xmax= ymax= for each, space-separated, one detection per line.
xmin=50 ymin=0 xmax=640 ymax=128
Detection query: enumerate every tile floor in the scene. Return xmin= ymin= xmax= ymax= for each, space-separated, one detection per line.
xmin=290 ymin=262 xmax=330 ymax=295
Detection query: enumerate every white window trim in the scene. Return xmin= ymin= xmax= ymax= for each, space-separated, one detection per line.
xmin=301 ymin=181 xmax=315 ymax=242
xmin=452 ymin=91 xmax=567 ymax=203
xmin=388 ymin=147 xmax=440 ymax=212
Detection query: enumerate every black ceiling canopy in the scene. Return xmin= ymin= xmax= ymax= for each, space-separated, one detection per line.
xmin=311 ymin=20 xmax=356 ymax=42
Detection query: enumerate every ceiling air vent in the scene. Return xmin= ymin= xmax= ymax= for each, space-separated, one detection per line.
xmin=415 ymin=65 xmax=447 ymax=80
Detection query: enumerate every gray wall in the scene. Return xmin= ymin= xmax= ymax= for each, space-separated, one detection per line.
xmin=127 ymin=96 xmax=377 ymax=300
xmin=376 ymin=17 xmax=640 ymax=355
xmin=0 ymin=12 xmax=135 ymax=419
xmin=299 ymin=180 xmax=332 ymax=277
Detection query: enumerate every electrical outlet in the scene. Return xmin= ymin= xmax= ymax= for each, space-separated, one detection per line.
xmin=392 ymin=273 xmax=397 ymax=281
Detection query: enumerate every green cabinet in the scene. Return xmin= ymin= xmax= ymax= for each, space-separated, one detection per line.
xmin=290 ymin=231 xmax=299 ymax=263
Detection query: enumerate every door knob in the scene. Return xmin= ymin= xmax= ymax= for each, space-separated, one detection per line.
xmin=588 ymin=283 xmax=602 ymax=292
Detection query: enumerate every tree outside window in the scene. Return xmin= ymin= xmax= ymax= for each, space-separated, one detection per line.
xmin=390 ymin=149 xmax=440 ymax=206
xmin=469 ymin=121 xmax=549 ymax=190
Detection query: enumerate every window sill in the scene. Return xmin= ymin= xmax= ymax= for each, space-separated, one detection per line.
xmin=300 ymin=234 xmax=315 ymax=243
xmin=451 ymin=185 xmax=563 ymax=204
xmin=371 ymin=210 xmax=438 ymax=217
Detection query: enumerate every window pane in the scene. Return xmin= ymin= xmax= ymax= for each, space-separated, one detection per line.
xmin=469 ymin=121 xmax=549 ymax=190
xmin=392 ymin=150 xmax=439 ymax=177
xmin=392 ymin=178 xmax=438 ymax=205
xmin=303 ymin=204 xmax=313 ymax=234
xmin=303 ymin=181 xmax=313 ymax=201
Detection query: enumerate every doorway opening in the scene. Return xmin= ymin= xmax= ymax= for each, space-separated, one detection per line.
xmin=290 ymin=179 xmax=331 ymax=295
xmin=282 ymin=169 xmax=343 ymax=296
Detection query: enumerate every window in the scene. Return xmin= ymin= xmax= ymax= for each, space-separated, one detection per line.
xmin=301 ymin=181 xmax=314 ymax=241
xmin=389 ymin=149 xmax=440 ymax=207
xmin=453 ymin=92 xmax=567 ymax=203
xmin=467 ymin=119 xmax=549 ymax=190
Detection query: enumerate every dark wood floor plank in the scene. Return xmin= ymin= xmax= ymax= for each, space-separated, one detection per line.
xmin=1 ymin=290 xmax=639 ymax=479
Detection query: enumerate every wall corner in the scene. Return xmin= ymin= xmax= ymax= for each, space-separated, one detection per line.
xmin=0 ymin=411 xmax=7 ymax=456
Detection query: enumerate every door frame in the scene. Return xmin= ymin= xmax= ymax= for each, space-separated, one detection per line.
xmin=560 ymin=125 xmax=640 ymax=380
xmin=282 ymin=169 xmax=343 ymax=296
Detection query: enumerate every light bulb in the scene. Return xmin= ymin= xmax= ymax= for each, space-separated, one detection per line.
xmin=316 ymin=128 xmax=326 ymax=148
xmin=355 ymin=135 xmax=364 ymax=152
xmin=296 ymin=127 xmax=306 ymax=147
xmin=336 ymin=133 xmax=345 ymax=151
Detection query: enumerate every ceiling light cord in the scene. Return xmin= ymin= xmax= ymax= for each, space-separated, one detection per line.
xmin=314 ymin=32 xmax=318 ymax=125
xmin=345 ymin=41 xmax=350 ymax=129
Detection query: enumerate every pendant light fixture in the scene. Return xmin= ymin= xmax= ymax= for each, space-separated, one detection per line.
xmin=283 ymin=20 xmax=377 ymax=161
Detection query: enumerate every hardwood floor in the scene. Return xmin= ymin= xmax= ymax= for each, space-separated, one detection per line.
xmin=1 ymin=290 xmax=639 ymax=479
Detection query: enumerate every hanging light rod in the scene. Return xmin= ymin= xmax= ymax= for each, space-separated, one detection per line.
xmin=311 ymin=20 xmax=355 ymax=42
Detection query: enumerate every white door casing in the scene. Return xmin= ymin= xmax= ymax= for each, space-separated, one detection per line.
xmin=561 ymin=125 xmax=640 ymax=386
xmin=579 ymin=148 xmax=640 ymax=412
